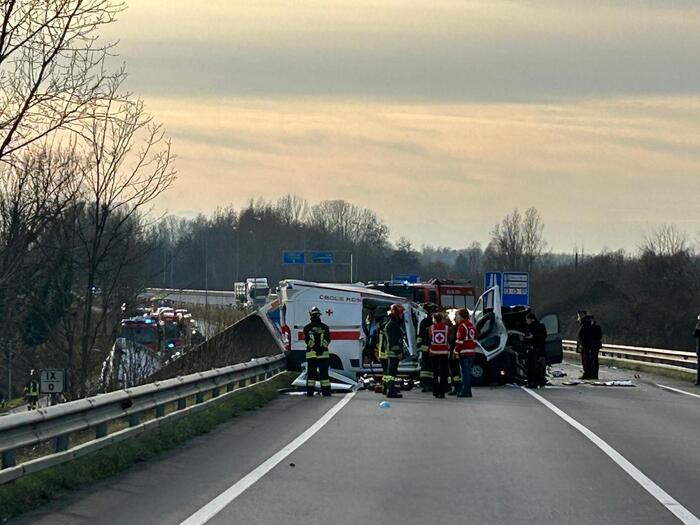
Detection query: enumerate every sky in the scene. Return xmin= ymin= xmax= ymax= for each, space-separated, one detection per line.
xmin=105 ymin=1 xmax=700 ymax=252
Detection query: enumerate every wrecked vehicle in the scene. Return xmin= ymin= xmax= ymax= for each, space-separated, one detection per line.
xmin=465 ymin=285 xmax=563 ymax=385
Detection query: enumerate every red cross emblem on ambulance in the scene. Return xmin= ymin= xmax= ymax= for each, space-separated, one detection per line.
xmin=326 ymin=309 xmax=334 ymax=317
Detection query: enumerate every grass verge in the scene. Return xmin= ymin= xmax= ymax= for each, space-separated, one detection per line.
xmin=0 ymin=372 xmax=295 ymax=521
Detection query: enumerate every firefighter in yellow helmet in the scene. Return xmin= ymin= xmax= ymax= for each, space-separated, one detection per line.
xmin=303 ymin=307 xmax=332 ymax=397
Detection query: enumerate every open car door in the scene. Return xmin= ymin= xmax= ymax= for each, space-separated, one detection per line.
xmin=472 ymin=286 xmax=507 ymax=360
xmin=540 ymin=313 xmax=563 ymax=365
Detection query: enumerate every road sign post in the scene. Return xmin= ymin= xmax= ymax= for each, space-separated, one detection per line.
xmin=40 ymin=369 xmax=65 ymax=395
xmin=484 ymin=271 xmax=529 ymax=307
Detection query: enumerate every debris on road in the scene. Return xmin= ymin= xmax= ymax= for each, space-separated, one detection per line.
xmin=551 ymin=370 xmax=567 ymax=378
xmin=591 ymin=380 xmax=635 ymax=387
xmin=562 ymin=380 xmax=582 ymax=386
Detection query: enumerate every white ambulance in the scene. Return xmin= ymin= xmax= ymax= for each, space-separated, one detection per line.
xmin=260 ymin=280 xmax=421 ymax=380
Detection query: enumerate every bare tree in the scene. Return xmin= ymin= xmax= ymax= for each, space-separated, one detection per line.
xmin=276 ymin=194 xmax=308 ymax=225
xmin=0 ymin=1 xmax=125 ymax=165
xmin=640 ymin=224 xmax=690 ymax=257
xmin=488 ymin=207 xmax=546 ymax=272
xmin=45 ymin=83 xmax=176 ymax=396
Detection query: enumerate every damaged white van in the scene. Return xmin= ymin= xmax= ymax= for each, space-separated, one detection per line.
xmin=467 ymin=285 xmax=563 ymax=385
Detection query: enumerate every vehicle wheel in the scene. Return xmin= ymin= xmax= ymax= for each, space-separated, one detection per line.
xmin=471 ymin=359 xmax=489 ymax=386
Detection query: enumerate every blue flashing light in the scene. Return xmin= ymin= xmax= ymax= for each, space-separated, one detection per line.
xmin=144 ymin=318 xmax=155 ymax=324
xmin=167 ymin=342 xmax=175 ymax=348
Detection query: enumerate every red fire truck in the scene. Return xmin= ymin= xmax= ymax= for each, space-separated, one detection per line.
xmin=366 ymin=279 xmax=476 ymax=309
xmin=118 ymin=316 xmax=163 ymax=353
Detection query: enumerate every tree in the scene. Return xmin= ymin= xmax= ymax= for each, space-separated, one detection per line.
xmin=640 ymin=224 xmax=690 ymax=257
xmin=0 ymin=0 xmax=125 ymax=165
xmin=45 ymin=83 xmax=175 ymax=397
xmin=487 ymin=207 xmax=546 ymax=272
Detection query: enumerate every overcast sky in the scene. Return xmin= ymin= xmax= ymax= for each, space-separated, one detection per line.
xmin=107 ymin=1 xmax=700 ymax=252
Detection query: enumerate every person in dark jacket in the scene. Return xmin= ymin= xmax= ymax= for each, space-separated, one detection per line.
xmin=587 ymin=316 xmax=603 ymax=380
xmin=694 ymin=316 xmax=700 ymax=386
xmin=303 ymin=307 xmax=332 ymax=397
xmin=577 ymin=311 xmax=597 ymax=379
xmin=524 ymin=313 xmax=547 ymax=388
xmin=384 ymin=304 xmax=407 ymax=399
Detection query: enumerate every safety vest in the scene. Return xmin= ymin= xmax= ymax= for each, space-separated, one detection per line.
xmin=304 ymin=322 xmax=330 ymax=360
xmin=428 ymin=323 xmax=450 ymax=356
xmin=26 ymin=380 xmax=39 ymax=396
xmin=455 ymin=320 xmax=478 ymax=357
xmin=377 ymin=322 xmax=388 ymax=359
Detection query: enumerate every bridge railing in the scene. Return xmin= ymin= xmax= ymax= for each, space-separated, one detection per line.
xmin=0 ymin=354 xmax=286 ymax=485
xmin=562 ymin=340 xmax=697 ymax=371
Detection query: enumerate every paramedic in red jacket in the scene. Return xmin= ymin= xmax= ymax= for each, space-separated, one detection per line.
xmin=429 ymin=312 xmax=451 ymax=399
xmin=454 ymin=309 xmax=478 ymax=398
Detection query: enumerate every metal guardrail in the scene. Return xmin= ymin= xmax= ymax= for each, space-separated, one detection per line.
xmin=0 ymin=354 xmax=286 ymax=485
xmin=562 ymin=340 xmax=697 ymax=370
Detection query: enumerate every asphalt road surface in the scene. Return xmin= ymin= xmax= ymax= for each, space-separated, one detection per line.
xmin=14 ymin=362 xmax=700 ymax=525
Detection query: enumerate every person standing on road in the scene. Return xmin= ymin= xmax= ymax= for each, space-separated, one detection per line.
xmin=303 ymin=307 xmax=332 ymax=397
xmin=454 ymin=309 xmax=478 ymax=398
xmin=417 ymin=304 xmax=436 ymax=393
xmin=384 ymin=304 xmax=407 ymax=399
xmin=693 ymin=315 xmax=700 ymax=386
xmin=429 ymin=313 xmax=451 ymax=399
xmin=524 ymin=313 xmax=547 ymax=388
xmin=588 ymin=316 xmax=603 ymax=380
xmin=445 ymin=315 xmax=461 ymax=396
xmin=23 ymin=370 xmax=40 ymax=410
xmin=576 ymin=311 xmax=593 ymax=379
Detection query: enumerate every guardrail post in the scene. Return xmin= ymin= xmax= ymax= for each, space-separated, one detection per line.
xmin=211 ymin=388 xmax=220 ymax=398
xmin=195 ymin=392 xmax=204 ymax=404
xmin=177 ymin=398 xmax=187 ymax=410
xmin=55 ymin=434 xmax=70 ymax=453
xmin=226 ymin=383 xmax=235 ymax=392
xmin=1 ymin=450 xmax=17 ymax=469
xmin=155 ymin=404 xmax=166 ymax=418
xmin=95 ymin=423 xmax=108 ymax=439
xmin=128 ymin=413 xmax=140 ymax=427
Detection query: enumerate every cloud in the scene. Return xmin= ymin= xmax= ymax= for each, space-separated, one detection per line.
xmin=145 ymin=95 xmax=700 ymax=252
xmin=108 ymin=0 xmax=700 ymax=102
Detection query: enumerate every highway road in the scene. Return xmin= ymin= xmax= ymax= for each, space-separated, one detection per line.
xmin=14 ymin=362 xmax=700 ymax=525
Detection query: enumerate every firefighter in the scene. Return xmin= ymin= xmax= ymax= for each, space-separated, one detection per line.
xmin=303 ymin=307 xmax=332 ymax=397
xmin=454 ymin=309 xmax=478 ymax=398
xmin=429 ymin=312 xmax=450 ymax=399
xmin=24 ymin=370 xmax=40 ymax=410
xmin=377 ymin=312 xmax=390 ymax=394
xmin=417 ymin=304 xmax=435 ymax=392
xmin=383 ymin=304 xmax=406 ymax=399
xmin=524 ymin=313 xmax=547 ymax=388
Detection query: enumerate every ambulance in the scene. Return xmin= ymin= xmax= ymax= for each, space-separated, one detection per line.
xmin=260 ymin=280 xmax=422 ymax=381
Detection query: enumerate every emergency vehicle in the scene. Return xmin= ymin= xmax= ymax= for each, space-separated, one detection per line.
xmin=366 ymin=279 xmax=476 ymax=310
xmin=118 ymin=316 xmax=162 ymax=353
xmin=260 ymin=280 xmax=421 ymax=381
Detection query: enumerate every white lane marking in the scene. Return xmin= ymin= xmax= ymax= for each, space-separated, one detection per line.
xmin=657 ymin=384 xmax=700 ymax=399
xmin=522 ymin=387 xmax=700 ymax=525
xmin=180 ymin=392 xmax=356 ymax=525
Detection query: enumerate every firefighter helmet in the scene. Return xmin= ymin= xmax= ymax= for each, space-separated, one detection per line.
xmin=309 ymin=306 xmax=322 ymax=318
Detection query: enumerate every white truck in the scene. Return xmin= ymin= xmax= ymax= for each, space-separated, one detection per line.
xmin=245 ymin=278 xmax=270 ymax=308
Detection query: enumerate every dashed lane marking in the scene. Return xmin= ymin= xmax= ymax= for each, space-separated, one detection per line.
xmin=179 ymin=392 xmax=356 ymax=525
xmin=522 ymin=387 xmax=700 ymax=525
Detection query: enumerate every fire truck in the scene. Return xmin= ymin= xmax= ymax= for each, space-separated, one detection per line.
xmin=366 ymin=279 xmax=476 ymax=310
xmin=118 ymin=316 xmax=163 ymax=353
